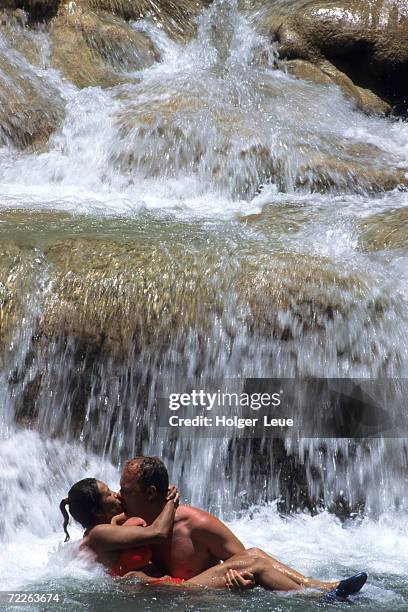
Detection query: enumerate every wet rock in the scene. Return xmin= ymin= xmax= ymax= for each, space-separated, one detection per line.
xmin=359 ymin=208 xmax=408 ymax=251
xmin=237 ymin=252 xmax=368 ymax=340
xmin=115 ymin=81 xmax=403 ymax=198
xmin=295 ymin=153 xmax=408 ymax=194
xmin=50 ymin=14 xmax=119 ymax=88
xmin=0 ymin=55 xmax=64 ymax=149
xmin=41 ymin=237 xmax=222 ymax=356
xmin=7 ymin=0 xmax=211 ymax=38
xmin=77 ymin=9 xmax=159 ymax=70
xmin=0 ymin=10 xmax=45 ymax=67
xmin=267 ymin=0 xmax=408 ymax=112
xmin=0 ymin=1 xmax=19 ymax=8
xmin=318 ymin=60 xmax=392 ymax=115
xmin=285 ymin=58 xmax=390 ymax=114
xmin=357 ymin=85 xmax=392 ymax=116
xmin=81 ymin=0 xmax=212 ymax=41
xmin=115 ymin=83 xmax=287 ymax=199
xmin=0 ymin=243 xmax=40 ymax=364
xmin=49 ymin=6 xmax=158 ymax=87
xmin=285 ymin=59 xmax=333 ymax=86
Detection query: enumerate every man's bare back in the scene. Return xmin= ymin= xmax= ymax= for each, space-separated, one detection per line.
xmin=151 ymin=505 xmax=245 ymax=579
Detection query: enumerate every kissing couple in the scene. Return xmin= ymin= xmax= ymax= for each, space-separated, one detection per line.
xmin=60 ymin=455 xmax=367 ymax=600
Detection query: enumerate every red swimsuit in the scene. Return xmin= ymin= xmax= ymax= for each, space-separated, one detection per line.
xmin=109 ymin=545 xmax=153 ymax=577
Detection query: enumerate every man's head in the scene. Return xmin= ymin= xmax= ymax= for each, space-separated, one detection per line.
xmin=120 ymin=456 xmax=169 ymax=519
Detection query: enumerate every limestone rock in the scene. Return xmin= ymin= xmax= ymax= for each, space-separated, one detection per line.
xmin=285 ymin=58 xmax=390 ymax=114
xmin=359 ymin=208 xmax=408 ymax=251
xmin=81 ymin=0 xmax=212 ymax=41
xmin=41 ymin=237 xmax=222 ymax=355
xmin=237 ymin=252 xmax=369 ymax=340
xmin=49 ymin=5 xmax=158 ymax=87
xmin=12 ymin=0 xmax=211 ymax=41
xmin=0 ymin=10 xmax=44 ymax=66
xmin=266 ymin=0 xmax=408 ymax=112
xmin=0 ymin=54 xmax=64 ymax=148
xmin=285 ymin=59 xmax=333 ymax=86
xmin=0 ymin=242 xmax=40 ymax=363
xmin=295 ymin=153 xmax=408 ymax=194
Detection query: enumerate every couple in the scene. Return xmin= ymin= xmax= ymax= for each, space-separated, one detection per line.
xmin=60 ymin=455 xmax=367 ymax=598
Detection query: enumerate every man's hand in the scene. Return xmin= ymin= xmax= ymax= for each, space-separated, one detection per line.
xmin=166 ymin=485 xmax=180 ymax=508
xmin=225 ymin=569 xmax=256 ymax=590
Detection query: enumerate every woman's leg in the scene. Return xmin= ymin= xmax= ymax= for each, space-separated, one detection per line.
xmin=185 ymin=552 xmax=300 ymax=590
xmin=185 ymin=548 xmax=339 ymax=591
xmin=244 ymin=547 xmax=338 ymax=590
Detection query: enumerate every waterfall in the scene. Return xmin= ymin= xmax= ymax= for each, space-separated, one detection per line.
xmin=0 ymin=0 xmax=408 ymax=602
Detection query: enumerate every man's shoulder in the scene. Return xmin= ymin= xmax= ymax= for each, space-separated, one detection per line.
xmin=176 ymin=505 xmax=222 ymax=531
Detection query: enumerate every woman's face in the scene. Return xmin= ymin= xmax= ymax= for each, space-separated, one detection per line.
xmin=96 ymin=481 xmax=123 ymax=522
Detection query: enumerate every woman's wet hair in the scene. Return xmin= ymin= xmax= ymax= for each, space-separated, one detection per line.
xmin=59 ymin=478 xmax=102 ymax=541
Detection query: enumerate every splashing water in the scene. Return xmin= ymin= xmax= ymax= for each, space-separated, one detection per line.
xmin=0 ymin=1 xmax=407 ymax=609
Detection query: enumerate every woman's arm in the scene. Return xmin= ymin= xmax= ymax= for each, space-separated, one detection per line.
xmin=89 ymin=487 xmax=179 ymax=553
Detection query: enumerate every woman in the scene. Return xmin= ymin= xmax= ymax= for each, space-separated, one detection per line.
xmin=60 ymin=478 xmax=181 ymax=579
xmin=60 ymin=478 xmax=367 ymax=597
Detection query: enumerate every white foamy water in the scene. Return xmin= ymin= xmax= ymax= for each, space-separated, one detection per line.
xmin=0 ymin=429 xmax=407 ymax=609
xmin=0 ymin=1 xmax=408 ymax=220
xmin=0 ymin=1 xmax=407 ymax=607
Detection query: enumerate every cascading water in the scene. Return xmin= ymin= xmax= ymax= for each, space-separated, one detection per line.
xmin=0 ymin=0 xmax=407 ymax=609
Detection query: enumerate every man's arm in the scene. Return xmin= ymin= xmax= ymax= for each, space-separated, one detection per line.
xmin=192 ymin=510 xmax=245 ymax=561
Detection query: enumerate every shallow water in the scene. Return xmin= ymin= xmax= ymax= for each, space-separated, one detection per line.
xmin=0 ymin=0 xmax=408 ymax=608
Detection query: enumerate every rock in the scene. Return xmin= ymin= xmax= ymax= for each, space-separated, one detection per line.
xmin=285 ymin=58 xmax=390 ymax=114
xmin=0 ymin=8 xmax=27 ymax=26
xmin=318 ymin=60 xmax=391 ymax=115
xmin=115 ymin=90 xmax=407 ymax=195
xmin=237 ymin=252 xmax=369 ymax=340
xmin=81 ymin=0 xmax=212 ymax=41
xmin=0 ymin=1 xmax=19 ymax=8
xmin=357 ymin=86 xmax=392 ymax=116
xmin=235 ymin=251 xmax=406 ymax=375
xmin=49 ymin=5 xmax=158 ymax=87
xmin=285 ymin=59 xmax=333 ymax=86
xmin=0 ymin=54 xmax=64 ymax=148
xmin=0 ymin=10 xmax=45 ymax=66
xmin=0 ymin=243 xmax=40 ymax=364
xmin=359 ymin=208 xmax=408 ymax=251
xmin=114 ymin=89 xmax=278 ymax=198
xmin=50 ymin=14 xmax=119 ymax=88
xmin=295 ymin=153 xmax=408 ymax=194
xmin=76 ymin=8 xmax=159 ymax=70
xmin=13 ymin=1 xmax=211 ymax=41
xmin=41 ymin=237 xmax=222 ymax=356
xmin=266 ymin=0 xmax=408 ymax=112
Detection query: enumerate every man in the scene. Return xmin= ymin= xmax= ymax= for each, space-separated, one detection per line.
xmin=119 ymin=456 xmax=245 ymax=579
xmin=118 ymin=455 xmax=368 ymax=600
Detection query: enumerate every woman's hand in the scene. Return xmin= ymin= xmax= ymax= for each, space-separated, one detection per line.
xmin=111 ymin=512 xmax=128 ymax=526
xmin=224 ymin=569 xmax=256 ymax=590
xmin=150 ymin=485 xmax=180 ymax=540
xmin=166 ymin=485 xmax=180 ymax=508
